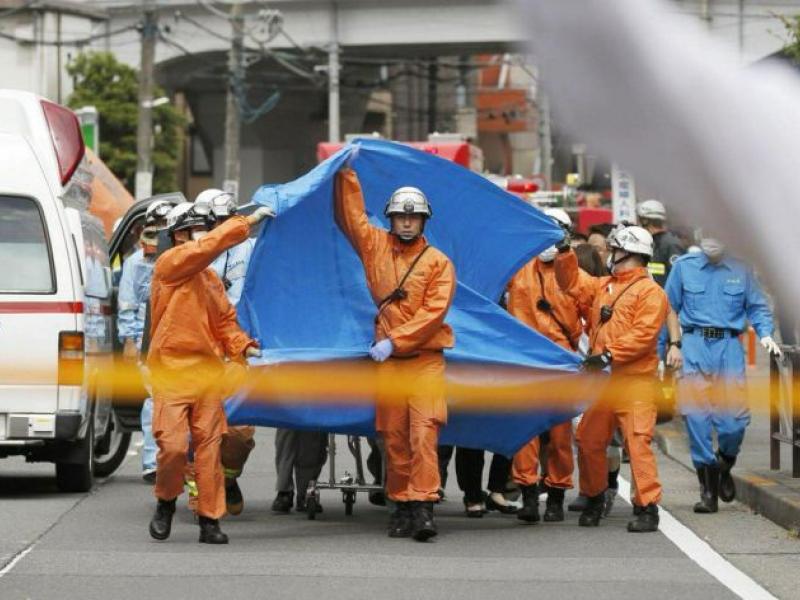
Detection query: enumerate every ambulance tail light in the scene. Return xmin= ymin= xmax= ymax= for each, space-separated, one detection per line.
xmin=506 ymin=179 xmax=539 ymax=194
xmin=58 ymin=331 xmax=84 ymax=386
xmin=41 ymin=100 xmax=86 ymax=186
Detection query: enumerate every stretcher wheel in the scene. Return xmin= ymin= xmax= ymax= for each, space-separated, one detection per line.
xmin=343 ymin=491 xmax=355 ymax=516
xmin=306 ymin=496 xmax=318 ymax=520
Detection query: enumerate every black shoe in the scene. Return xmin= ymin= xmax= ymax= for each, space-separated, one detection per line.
xmin=627 ymin=503 xmax=659 ymax=532
xmin=149 ymin=498 xmax=176 ymax=541
xmin=693 ymin=465 xmax=720 ymax=514
xmin=369 ymin=489 xmax=386 ymax=506
xmin=568 ymin=494 xmax=588 ymax=512
xmin=517 ymin=485 xmax=540 ymax=523
xmin=543 ymin=487 xmax=565 ymax=522
xmin=578 ymin=493 xmax=604 ymax=527
xmin=142 ymin=469 xmax=157 ymax=484
xmin=411 ymin=501 xmax=438 ymax=541
xmin=463 ymin=497 xmax=485 ymax=518
xmin=198 ymin=516 xmax=229 ymax=544
xmin=225 ymin=479 xmax=244 ymax=516
xmin=271 ymin=491 xmax=293 ymax=513
xmin=388 ymin=502 xmax=413 ymax=537
xmin=486 ymin=492 xmax=518 ymax=515
xmin=717 ymin=452 xmax=737 ymax=503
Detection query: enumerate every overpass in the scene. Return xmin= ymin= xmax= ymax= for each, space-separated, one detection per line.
xmin=84 ymin=0 xmax=522 ymax=198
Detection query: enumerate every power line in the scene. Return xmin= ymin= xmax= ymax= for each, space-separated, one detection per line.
xmin=0 ymin=23 xmax=136 ymax=47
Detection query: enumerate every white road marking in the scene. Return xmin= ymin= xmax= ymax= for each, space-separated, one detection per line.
xmin=0 ymin=544 xmax=35 ymax=578
xmin=617 ymin=476 xmax=777 ymax=600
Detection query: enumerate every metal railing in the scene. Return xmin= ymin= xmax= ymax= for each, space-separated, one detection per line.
xmin=769 ymin=345 xmax=800 ymax=477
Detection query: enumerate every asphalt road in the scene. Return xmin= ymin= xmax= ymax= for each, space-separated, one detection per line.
xmin=0 ymin=428 xmax=796 ymax=600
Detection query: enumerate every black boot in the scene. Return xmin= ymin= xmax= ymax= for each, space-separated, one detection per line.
xmin=149 ymin=498 xmax=176 ymax=540
xmin=693 ymin=465 xmax=720 ymax=513
xmin=517 ymin=485 xmax=540 ymax=522
xmin=627 ymin=503 xmax=659 ymax=532
xmin=717 ymin=452 xmax=737 ymax=503
xmin=198 ymin=516 xmax=229 ymax=544
xmin=225 ymin=479 xmax=244 ymax=516
xmin=578 ymin=493 xmax=604 ymax=527
xmin=411 ymin=501 xmax=438 ymax=541
xmin=543 ymin=487 xmax=565 ymax=522
xmin=271 ymin=491 xmax=293 ymax=513
xmin=388 ymin=502 xmax=412 ymax=538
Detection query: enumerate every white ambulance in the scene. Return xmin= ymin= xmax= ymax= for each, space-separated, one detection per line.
xmin=0 ymin=90 xmax=131 ymax=491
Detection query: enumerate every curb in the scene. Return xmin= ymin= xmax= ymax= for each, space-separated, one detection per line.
xmin=655 ymin=423 xmax=800 ymax=535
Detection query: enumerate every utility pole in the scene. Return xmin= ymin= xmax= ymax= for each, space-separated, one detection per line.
xmin=223 ymin=0 xmax=244 ymax=198
xmin=135 ymin=1 xmax=157 ymax=200
xmin=327 ymin=3 xmax=340 ymax=143
xmin=538 ymin=90 xmax=552 ymax=188
xmin=427 ymin=58 xmax=437 ymax=134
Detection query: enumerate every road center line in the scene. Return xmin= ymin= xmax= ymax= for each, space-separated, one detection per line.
xmin=617 ymin=476 xmax=777 ymax=600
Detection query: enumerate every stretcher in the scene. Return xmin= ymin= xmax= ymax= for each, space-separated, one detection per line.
xmin=302 ymin=434 xmax=384 ymax=519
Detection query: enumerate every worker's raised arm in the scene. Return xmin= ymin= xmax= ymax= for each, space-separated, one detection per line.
xmin=554 ymin=248 xmax=601 ymax=311
xmin=154 ymin=217 xmax=250 ymax=285
xmin=334 ymin=168 xmax=381 ymax=258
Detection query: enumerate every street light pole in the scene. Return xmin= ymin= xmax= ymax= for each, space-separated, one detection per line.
xmin=135 ymin=1 xmax=157 ymax=200
xmin=223 ymin=0 xmax=244 ymax=198
xmin=327 ymin=2 xmax=340 ymax=143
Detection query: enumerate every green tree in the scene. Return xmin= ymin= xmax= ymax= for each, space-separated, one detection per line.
xmin=779 ymin=15 xmax=800 ymax=65
xmin=67 ymin=51 xmax=184 ymax=194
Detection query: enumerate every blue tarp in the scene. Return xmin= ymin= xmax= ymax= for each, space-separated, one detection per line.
xmin=226 ymin=139 xmax=587 ymax=456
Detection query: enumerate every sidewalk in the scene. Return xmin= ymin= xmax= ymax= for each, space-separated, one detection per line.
xmin=655 ymin=358 xmax=800 ymax=534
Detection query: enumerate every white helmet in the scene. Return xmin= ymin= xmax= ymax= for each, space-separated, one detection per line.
xmin=166 ymin=201 xmax=212 ymax=233
xmin=607 ymin=224 xmax=654 ymax=259
xmin=543 ymin=207 xmax=572 ymax=229
xmin=637 ymin=199 xmax=666 ymax=221
xmin=194 ymin=188 xmax=237 ymax=220
xmin=146 ymin=199 xmax=178 ymax=227
xmin=384 ymin=186 xmax=432 ymax=219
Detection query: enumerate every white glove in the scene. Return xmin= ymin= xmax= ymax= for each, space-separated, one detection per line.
xmin=761 ymin=336 xmax=782 ymax=358
xmin=248 ymin=206 xmax=276 ymax=225
xmin=369 ymin=339 xmax=393 ymax=363
xmin=245 ymin=346 xmax=262 ymax=359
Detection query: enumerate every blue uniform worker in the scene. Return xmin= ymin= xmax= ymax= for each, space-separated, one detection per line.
xmin=211 ymin=237 xmax=255 ymax=307
xmin=665 ymin=248 xmax=776 ymax=510
xmin=117 ymin=246 xmax=157 ymax=477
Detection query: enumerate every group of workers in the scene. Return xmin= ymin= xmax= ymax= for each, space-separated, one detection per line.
xmin=116 ymin=163 xmax=779 ymax=544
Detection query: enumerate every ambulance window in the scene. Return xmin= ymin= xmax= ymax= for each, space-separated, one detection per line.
xmin=0 ymin=196 xmax=55 ymax=293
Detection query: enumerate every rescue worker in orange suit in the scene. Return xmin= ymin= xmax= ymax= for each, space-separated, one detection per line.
xmin=507 ymin=208 xmax=581 ymax=523
xmin=146 ymin=201 xmax=274 ymax=544
xmin=555 ymin=223 xmax=668 ymax=532
xmin=335 ymin=166 xmax=456 ymax=542
xmin=198 ymin=188 xmax=258 ymax=517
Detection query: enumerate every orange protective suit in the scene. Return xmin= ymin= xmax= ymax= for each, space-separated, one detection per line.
xmin=555 ymin=250 xmax=668 ymax=506
xmin=508 ymin=258 xmax=580 ymax=490
xmin=148 ymin=216 xmax=256 ymax=519
xmin=335 ymin=168 xmax=456 ymax=502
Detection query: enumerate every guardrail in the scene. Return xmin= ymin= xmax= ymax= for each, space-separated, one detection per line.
xmin=769 ymin=345 xmax=800 ymax=477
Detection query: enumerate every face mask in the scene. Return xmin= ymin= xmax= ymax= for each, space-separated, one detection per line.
xmin=700 ymin=238 xmax=725 ymax=261
xmin=191 ymin=230 xmax=208 ymax=242
xmin=539 ymin=246 xmax=557 ymax=263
